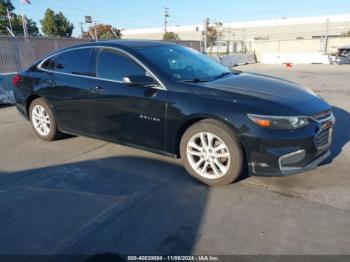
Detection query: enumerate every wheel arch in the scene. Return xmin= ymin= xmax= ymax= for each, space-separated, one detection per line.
xmin=174 ymin=114 xmax=246 ymax=157
xmin=26 ymin=95 xmax=41 ymax=119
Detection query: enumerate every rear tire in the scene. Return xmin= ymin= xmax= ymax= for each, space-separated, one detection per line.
xmin=29 ymin=98 xmax=60 ymax=141
xmin=180 ymin=119 xmax=243 ymax=186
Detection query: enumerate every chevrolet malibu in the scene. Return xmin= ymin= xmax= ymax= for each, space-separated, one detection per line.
xmin=12 ymin=41 xmax=335 ymax=186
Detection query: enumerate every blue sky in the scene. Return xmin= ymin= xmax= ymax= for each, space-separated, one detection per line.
xmin=12 ymin=0 xmax=350 ymax=36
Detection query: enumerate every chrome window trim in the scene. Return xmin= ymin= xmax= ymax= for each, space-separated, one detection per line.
xmin=36 ymin=45 xmax=167 ymax=91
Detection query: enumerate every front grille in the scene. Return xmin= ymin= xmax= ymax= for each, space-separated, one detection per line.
xmin=312 ymin=110 xmax=334 ymax=149
xmin=312 ymin=110 xmax=332 ymax=122
xmin=315 ymin=127 xmax=331 ymax=149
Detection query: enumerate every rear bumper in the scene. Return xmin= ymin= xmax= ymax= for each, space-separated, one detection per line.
xmin=15 ymin=103 xmax=28 ymax=119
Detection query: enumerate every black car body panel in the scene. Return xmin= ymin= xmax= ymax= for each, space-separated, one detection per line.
xmin=13 ymin=40 xmax=334 ymax=177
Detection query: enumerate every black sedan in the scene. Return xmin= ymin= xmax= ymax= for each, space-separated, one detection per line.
xmin=12 ymin=41 xmax=334 ymax=186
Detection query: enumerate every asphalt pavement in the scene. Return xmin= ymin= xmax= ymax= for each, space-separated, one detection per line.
xmin=0 ymin=64 xmax=349 ymax=256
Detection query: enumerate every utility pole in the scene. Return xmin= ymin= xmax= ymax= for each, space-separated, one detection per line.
xmin=324 ymin=18 xmax=330 ymax=54
xmin=92 ymin=7 xmax=98 ymax=41
xmin=6 ymin=26 xmax=15 ymax=37
xmin=6 ymin=8 xmax=13 ymax=33
xmin=164 ymin=7 xmax=169 ymax=33
xmin=80 ymin=22 xmax=84 ymax=38
xmin=20 ymin=2 xmax=28 ymax=39
xmin=203 ymin=18 xmax=209 ymax=54
xmin=242 ymin=27 xmax=246 ymax=53
xmin=93 ymin=20 xmax=98 ymax=41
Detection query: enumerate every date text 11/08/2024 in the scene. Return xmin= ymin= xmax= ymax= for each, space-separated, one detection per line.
xmin=127 ymin=255 xmax=220 ymax=261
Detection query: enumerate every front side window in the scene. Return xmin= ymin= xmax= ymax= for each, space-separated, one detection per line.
xmin=41 ymin=48 xmax=93 ymax=76
xmin=96 ymin=48 xmax=146 ymax=81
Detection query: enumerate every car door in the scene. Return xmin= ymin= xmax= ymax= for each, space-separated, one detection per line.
xmin=87 ymin=47 xmax=167 ymax=152
xmin=39 ymin=47 xmax=95 ymax=135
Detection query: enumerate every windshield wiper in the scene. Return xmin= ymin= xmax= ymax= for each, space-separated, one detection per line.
xmin=182 ymin=78 xmax=209 ymax=83
xmin=182 ymin=72 xmax=232 ymax=83
xmin=212 ymin=72 xmax=232 ymax=80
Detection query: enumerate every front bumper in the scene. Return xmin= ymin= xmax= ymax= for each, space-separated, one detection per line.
xmin=243 ymin=111 xmax=334 ymax=176
xmin=249 ymin=149 xmax=330 ymax=176
xmin=280 ymin=150 xmax=330 ymax=175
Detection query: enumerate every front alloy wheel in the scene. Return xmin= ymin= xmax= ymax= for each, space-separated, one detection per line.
xmin=187 ymin=132 xmax=231 ymax=179
xmin=180 ymin=119 xmax=243 ymax=186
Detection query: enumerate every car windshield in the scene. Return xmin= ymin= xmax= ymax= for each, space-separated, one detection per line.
xmin=133 ymin=45 xmax=232 ymax=82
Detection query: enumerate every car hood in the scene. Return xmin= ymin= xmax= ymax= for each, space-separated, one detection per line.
xmin=197 ymin=72 xmax=320 ymax=106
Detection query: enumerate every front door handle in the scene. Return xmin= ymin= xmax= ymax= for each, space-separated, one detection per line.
xmin=46 ymin=79 xmax=56 ymax=86
xmin=90 ymin=86 xmax=104 ymax=94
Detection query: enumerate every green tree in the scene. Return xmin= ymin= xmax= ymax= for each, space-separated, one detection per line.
xmin=55 ymin=11 xmax=74 ymax=37
xmin=207 ymin=22 xmax=223 ymax=54
xmin=40 ymin=8 xmax=74 ymax=37
xmin=40 ymin=9 xmax=55 ymax=36
xmin=84 ymin=23 xmax=122 ymax=40
xmin=11 ymin=15 xmax=39 ymax=36
xmin=0 ymin=0 xmax=39 ymax=36
xmin=0 ymin=0 xmax=14 ymax=14
xmin=0 ymin=0 xmax=15 ymax=35
xmin=162 ymin=31 xmax=179 ymax=41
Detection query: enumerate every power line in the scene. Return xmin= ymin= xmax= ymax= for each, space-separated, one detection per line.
xmin=14 ymin=0 xmax=350 ymax=21
xmin=8 ymin=0 xmax=350 ymax=37
xmin=20 ymin=5 xmax=200 ymax=26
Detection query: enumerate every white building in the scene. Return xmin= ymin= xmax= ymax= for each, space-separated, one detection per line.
xmin=123 ymin=14 xmax=350 ymax=41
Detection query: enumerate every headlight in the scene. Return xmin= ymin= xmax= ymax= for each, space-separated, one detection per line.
xmin=247 ymin=114 xmax=309 ymax=130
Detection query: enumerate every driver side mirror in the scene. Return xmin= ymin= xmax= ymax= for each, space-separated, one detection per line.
xmin=123 ymin=75 xmax=157 ymax=87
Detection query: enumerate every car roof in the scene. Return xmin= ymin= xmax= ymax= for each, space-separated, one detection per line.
xmin=339 ymin=44 xmax=350 ymax=50
xmin=102 ymin=40 xmax=173 ymax=47
xmin=63 ymin=40 xmax=176 ymax=51
xmin=35 ymin=40 xmax=178 ymax=67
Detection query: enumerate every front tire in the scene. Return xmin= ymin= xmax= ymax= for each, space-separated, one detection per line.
xmin=29 ymin=98 xmax=60 ymax=141
xmin=180 ymin=119 xmax=243 ymax=186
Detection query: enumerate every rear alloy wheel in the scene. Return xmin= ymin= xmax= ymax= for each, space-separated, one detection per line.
xmin=180 ymin=119 xmax=243 ymax=186
xmin=29 ymin=98 xmax=60 ymax=141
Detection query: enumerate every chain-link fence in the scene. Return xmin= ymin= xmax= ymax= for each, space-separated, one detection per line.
xmin=167 ymin=40 xmax=202 ymax=52
xmin=0 ymin=37 xmax=27 ymax=73
xmin=0 ymin=36 xmax=90 ymax=73
xmin=0 ymin=37 xmax=204 ymax=74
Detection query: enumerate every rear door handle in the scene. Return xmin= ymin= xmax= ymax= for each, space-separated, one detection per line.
xmin=90 ymin=86 xmax=104 ymax=94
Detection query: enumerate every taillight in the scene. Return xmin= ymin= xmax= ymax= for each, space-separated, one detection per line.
xmin=12 ymin=74 xmax=20 ymax=87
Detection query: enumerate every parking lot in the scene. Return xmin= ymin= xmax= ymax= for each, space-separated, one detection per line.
xmin=0 ymin=64 xmax=350 ymax=256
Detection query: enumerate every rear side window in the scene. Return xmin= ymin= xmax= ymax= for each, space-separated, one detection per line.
xmin=41 ymin=48 xmax=93 ymax=76
xmin=96 ymin=48 xmax=145 ymax=81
